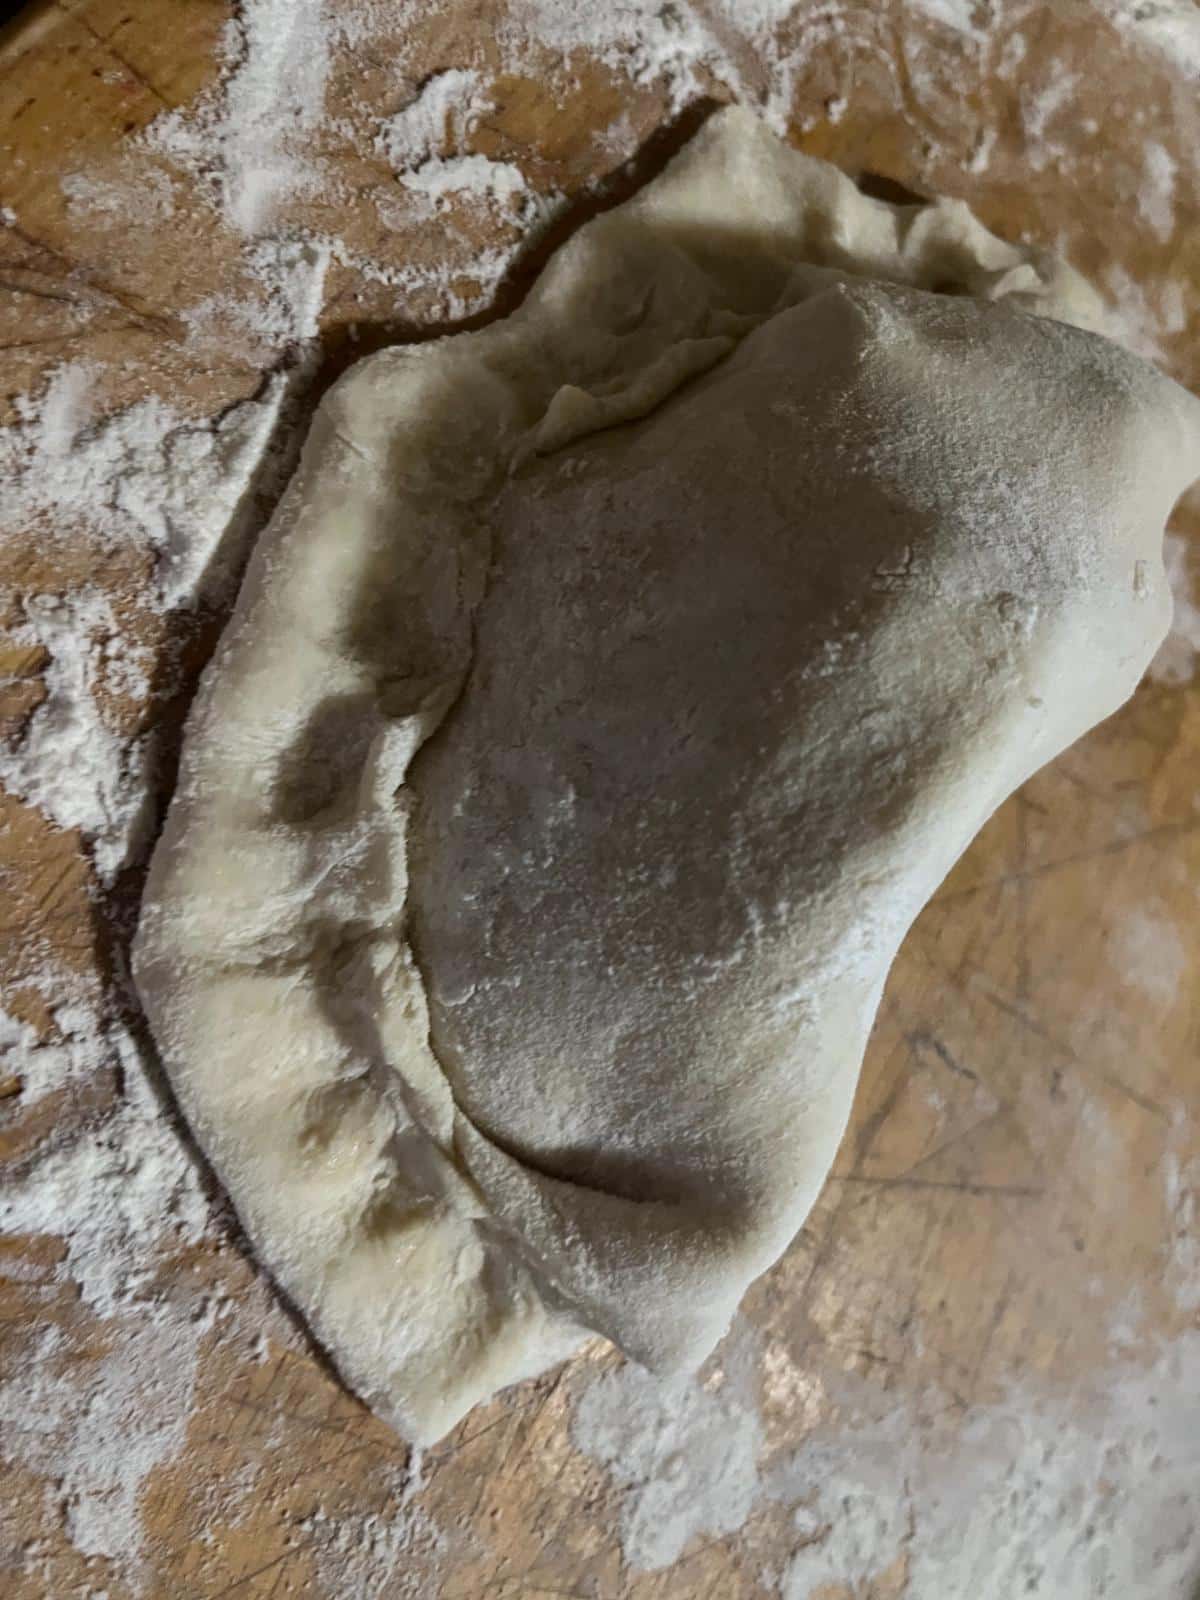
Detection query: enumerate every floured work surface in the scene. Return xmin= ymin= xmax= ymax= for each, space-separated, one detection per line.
xmin=2 ymin=3 xmax=1200 ymax=1597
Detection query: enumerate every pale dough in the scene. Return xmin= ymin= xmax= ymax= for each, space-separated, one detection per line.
xmin=134 ymin=107 xmax=1200 ymax=1442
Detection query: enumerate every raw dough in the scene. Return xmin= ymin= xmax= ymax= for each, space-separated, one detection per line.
xmin=134 ymin=107 xmax=1200 ymax=1442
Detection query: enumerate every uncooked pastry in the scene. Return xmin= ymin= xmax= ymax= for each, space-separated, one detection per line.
xmin=134 ymin=107 xmax=1200 ymax=1443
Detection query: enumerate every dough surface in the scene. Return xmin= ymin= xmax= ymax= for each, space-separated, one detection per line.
xmin=134 ymin=107 xmax=1200 ymax=1442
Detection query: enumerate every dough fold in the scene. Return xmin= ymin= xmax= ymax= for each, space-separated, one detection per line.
xmin=134 ymin=107 xmax=1200 ymax=1442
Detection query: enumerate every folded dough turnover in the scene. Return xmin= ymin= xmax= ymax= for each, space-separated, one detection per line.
xmin=134 ymin=106 xmax=1200 ymax=1442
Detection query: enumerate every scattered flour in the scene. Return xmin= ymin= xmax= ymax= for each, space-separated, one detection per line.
xmin=1140 ymin=141 xmax=1179 ymax=243
xmin=1101 ymin=0 xmax=1200 ymax=79
xmin=573 ymin=1322 xmax=1200 ymax=1598
xmin=774 ymin=1338 xmax=1200 ymax=1599
xmin=908 ymin=0 xmax=987 ymax=35
xmin=374 ymin=68 xmax=490 ymax=170
xmin=181 ymin=236 xmax=331 ymax=365
xmin=1101 ymin=260 xmax=1188 ymax=363
xmin=1 ymin=1319 xmax=204 ymax=1576
xmin=0 ymin=997 xmax=210 ymax=1321
xmin=3 ymin=587 xmax=149 ymax=880
xmin=1 ymin=362 xmax=291 ymax=614
xmin=571 ymin=1321 xmax=765 ymax=1571
xmin=0 ymin=224 xmax=327 ymax=882
xmin=2 ymin=34 xmax=329 ymax=1575
xmin=1021 ymin=72 xmax=1082 ymax=173
xmin=495 ymin=0 xmax=802 ymax=132
xmin=61 ymin=167 xmax=177 ymax=224
xmin=0 ymin=969 xmax=216 ymax=1582
xmin=0 ymin=369 xmax=290 ymax=881
xmin=400 ymin=152 xmax=531 ymax=211
xmin=145 ymin=0 xmax=332 ymax=233
xmin=1 ymin=991 xmax=116 ymax=1103
xmin=369 ymin=62 xmax=560 ymax=282
xmin=966 ymin=123 xmax=998 ymax=174
xmin=301 ymin=1466 xmax=446 ymax=1599
xmin=1110 ymin=903 xmax=1189 ymax=1003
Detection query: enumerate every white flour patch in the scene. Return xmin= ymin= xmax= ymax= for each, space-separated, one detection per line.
xmin=3 ymin=586 xmax=157 ymax=882
xmin=1110 ymin=904 xmax=1188 ymax=1004
xmin=1101 ymin=0 xmax=1200 ymax=78
xmin=301 ymin=1466 xmax=446 ymax=1599
xmin=909 ymin=0 xmax=986 ymax=35
xmin=0 ymin=363 xmax=288 ymax=612
xmin=1021 ymin=72 xmax=1081 ymax=173
xmin=571 ymin=1322 xmax=765 ymax=1571
xmin=770 ymin=1335 xmax=1200 ymax=1599
xmin=573 ymin=1315 xmax=1200 ymax=1596
xmin=966 ymin=124 xmax=998 ymax=174
xmin=400 ymin=153 xmax=530 ymax=211
xmin=0 ymin=1318 xmax=205 ymax=1573
xmin=1105 ymin=1286 xmax=1149 ymax=1356
xmin=146 ymin=0 xmax=332 ymax=233
xmin=182 ymin=236 xmax=331 ymax=365
xmin=374 ymin=68 xmax=489 ymax=171
xmin=61 ymin=167 xmax=176 ymax=223
xmin=495 ymin=0 xmax=800 ymax=132
xmin=0 ymin=156 xmax=324 ymax=1586
xmin=1101 ymin=261 xmax=1187 ymax=362
xmin=0 ymin=982 xmax=217 ymax=1582
xmin=0 ymin=369 xmax=290 ymax=881
xmin=1 ymin=992 xmax=114 ymax=1102
xmin=1140 ymin=142 xmax=1178 ymax=243
xmin=0 ymin=1005 xmax=211 ymax=1321
xmin=346 ymin=154 xmax=566 ymax=317
xmin=1150 ymin=529 xmax=1200 ymax=685
xmin=0 ymin=228 xmax=325 ymax=884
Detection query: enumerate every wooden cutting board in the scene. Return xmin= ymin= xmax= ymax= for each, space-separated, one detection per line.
xmin=2 ymin=3 xmax=1198 ymax=1596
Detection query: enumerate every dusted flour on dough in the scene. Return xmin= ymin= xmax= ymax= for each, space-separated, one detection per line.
xmin=133 ymin=107 xmax=1200 ymax=1442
